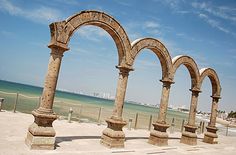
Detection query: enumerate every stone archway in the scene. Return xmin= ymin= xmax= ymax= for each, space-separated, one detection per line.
xmin=24 ymin=9 xmax=222 ymax=150
xmin=130 ymin=38 xmax=173 ymax=146
xmin=48 ymin=10 xmax=132 ymax=66
xmin=25 ymin=10 xmax=133 ymax=150
xmin=199 ymin=68 xmax=221 ymax=144
xmin=130 ymin=38 xmax=172 ymax=79
xmin=170 ymin=55 xmax=201 ymax=145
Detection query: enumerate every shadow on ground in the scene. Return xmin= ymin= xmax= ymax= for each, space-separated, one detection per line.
xmin=55 ymin=135 xmax=203 ymax=148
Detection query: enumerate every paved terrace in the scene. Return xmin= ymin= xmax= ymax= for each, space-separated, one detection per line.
xmin=0 ymin=111 xmax=235 ymax=155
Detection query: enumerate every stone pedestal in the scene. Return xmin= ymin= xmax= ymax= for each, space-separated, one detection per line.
xmin=203 ymin=126 xmax=218 ymax=144
xmin=25 ymin=110 xmax=57 ymax=150
xmin=180 ymin=124 xmax=198 ymax=145
xmin=148 ymin=122 xmax=170 ymax=146
xmin=101 ymin=118 xmax=127 ymax=148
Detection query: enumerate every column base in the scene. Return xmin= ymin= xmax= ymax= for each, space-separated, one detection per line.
xmin=25 ymin=110 xmax=57 ymax=150
xmin=148 ymin=122 xmax=170 ymax=146
xmin=100 ymin=118 xmax=127 ymax=148
xmin=180 ymin=124 xmax=197 ymax=145
xmin=203 ymin=126 xmax=218 ymax=144
xmin=25 ymin=132 xmax=55 ymax=150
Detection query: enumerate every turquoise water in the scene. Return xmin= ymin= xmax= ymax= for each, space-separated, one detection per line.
xmin=0 ymin=80 xmax=188 ymax=128
xmin=0 ymin=80 xmax=155 ymax=112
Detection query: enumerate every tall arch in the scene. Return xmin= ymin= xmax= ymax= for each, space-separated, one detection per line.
xmin=171 ymin=55 xmax=201 ymax=145
xmin=49 ymin=10 xmax=132 ymax=67
xmin=199 ymin=68 xmax=221 ymax=96
xmin=130 ymin=38 xmax=174 ymax=146
xmin=171 ymin=55 xmax=200 ymax=88
xmin=26 ymin=10 xmax=133 ymax=149
xmin=199 ymin=68 xmax=221 ymax=144
xmin=130 ymin=38 xmax=172 ymax=80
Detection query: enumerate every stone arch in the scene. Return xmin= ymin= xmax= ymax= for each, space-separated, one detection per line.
xmin=171 ymin=55 xmax=200 ymax=88
xmin=130 ymin=38 xmax=172 ymax=79
xmin=48 ymin=10 xmax=132 ymax=67
xmin=199 ymin=68 xmax=221 ymax=96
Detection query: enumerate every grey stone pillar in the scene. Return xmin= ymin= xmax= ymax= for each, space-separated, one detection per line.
xmin=203 ymin=95 xmax=220 ymax=144
xmin=25 ymin=45 xmax=68 ymax=150
xmin=101 ymin=65 xmax=133 ymax=148
xmin=180 ymin=88 xmax=201 ymax=145
xmin=148 ymin=79 xmax=173 ymax=146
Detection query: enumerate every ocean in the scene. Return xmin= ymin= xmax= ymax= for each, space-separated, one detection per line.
xmin=0 ymin=80 xmax=188 ymax=130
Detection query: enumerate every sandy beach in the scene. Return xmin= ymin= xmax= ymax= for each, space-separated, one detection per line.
xmin=0 ymin=111 xmax=235 ymax=155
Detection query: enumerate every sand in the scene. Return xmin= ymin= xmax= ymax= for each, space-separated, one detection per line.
xmin=0 ymin=111 xmax=236 ymax=155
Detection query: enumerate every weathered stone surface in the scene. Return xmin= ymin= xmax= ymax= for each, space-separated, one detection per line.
xmin=49 ymin=10 xmax=132 ymax=67
xmin=111 ymin=66 xmax=133 ymax=120
xmin=25 ymin=46 xmax=66 ymax=150
xmin=25 ymin=132 xmax=55 ymax=150
xmin=180 ymin=125 xmax=198 ymax=145
xmin=148 ymin=123 xmax=170 ymax=146
xmin=170 ymin=55 xmax=200 ymax=88
xmin=203 ymin=126 xmax=218 ymax=144
xmin=100 ymin=118 xmax=127 ymax=148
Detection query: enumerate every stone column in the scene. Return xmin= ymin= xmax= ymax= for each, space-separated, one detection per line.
xmin=101 ymin=66 xmax=133 ymax=148
xmin=203 ymin=95 xmax=220 ymax=144
xmin=180 ymin=88 xmax=201 ymax=145
xmin=148 ymin=79 xmax=173 ymax=146
xmin=25 ymin=45 xmax=68 ymax=150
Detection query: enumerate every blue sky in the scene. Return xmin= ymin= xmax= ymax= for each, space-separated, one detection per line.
xmin=0 ymin=0 xmax=236 ymax=112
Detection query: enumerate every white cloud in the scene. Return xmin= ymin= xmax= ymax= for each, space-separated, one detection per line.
xmin=192 ymin=2 xmax=236 ymax=23
xmin=123 ymin=22 xmax=144 ymax=41
xmin=199 ymin=13 xmax=231 ymax=34
xmin=153 ymin=0 xmax=188 ymax=13
xmin=176 ymin=32 xmax=203 ymax=42
xmin=0 ymin=0 xmax=62 ymax=24
xmin=144 ymin=21 xmax=160 ymax=28
xmin=156 ymin=0 xmax=181 ymax=10
xmin=77 ymin=26 xmax=110 ymax=42
xmin=190 ymin=53 xmax=209 ymax=68
xmin=114 ymin=0 xmax=131 ymax=7
xmin=134 ymin=59 xmax=158 ymax=70
xmin=144 ymin=21 xmax=162 ymax=36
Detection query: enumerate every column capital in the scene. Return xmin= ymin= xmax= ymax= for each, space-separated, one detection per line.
xmin=189 ymin=88 xmax=201 ymax=96
xmin=160 ymin=79 xmax=175 ymax=84
xmin=49 ymin=44 xmax=69 ymax=58
xmin=160 ymin=79 xmax=174 ymax=88
xmin=189 ymin=88 xmax=201 ymax=93
xmin=116 ymin=65 xmax=134 ymax=76
xmin=48 ymin=42 xmax=70 ymax=52
xmin=211 ymin=95 xmax=221 ymax=102
xmin=211 ymin=95 xmax=221 ymax=99
xmin=116 ymin=65 xmax=134 ymax=71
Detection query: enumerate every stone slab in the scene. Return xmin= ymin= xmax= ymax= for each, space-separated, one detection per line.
xmin=25 ymin=132 xmax=55 ymax=150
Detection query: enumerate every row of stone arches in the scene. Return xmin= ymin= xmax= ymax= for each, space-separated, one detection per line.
xmin=25 ymin=10 xmax=221 ymax=150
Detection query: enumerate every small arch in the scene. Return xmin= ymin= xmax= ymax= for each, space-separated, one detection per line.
xmin=199 ymin=68 xmax=221 ymax=96
xmin=171 ymin=55 xmax=200 ymax=88
xmin=130 ymin=38 xmax=172 ymax=79
xmin=48 ymin=10 xmax=132 ymax=67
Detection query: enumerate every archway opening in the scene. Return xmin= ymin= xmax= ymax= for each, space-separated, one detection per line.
xmin=126 ymin=49 xmax=163 ymax=129
xmin=53 ymin=25 xmax=119 ymax=123
xmin=169 ymin=65 xmax=192 ymax=130
xmin=198 ymin=77 xmax=212 ymax=113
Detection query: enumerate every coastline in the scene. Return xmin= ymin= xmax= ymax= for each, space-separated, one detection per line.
xmin=0 ymin=80 xmax=189 ymax=130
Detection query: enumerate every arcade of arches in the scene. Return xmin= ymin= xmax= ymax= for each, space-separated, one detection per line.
xmin=25 ymin=10 xmax=221 ymax=150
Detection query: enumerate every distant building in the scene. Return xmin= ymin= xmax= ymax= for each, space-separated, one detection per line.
xmin=178 ymin=108 xmax=189 ymax=113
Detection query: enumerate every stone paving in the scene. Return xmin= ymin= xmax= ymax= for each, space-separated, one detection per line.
xmin=0 ymin=111 xmax=235 ymax=155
